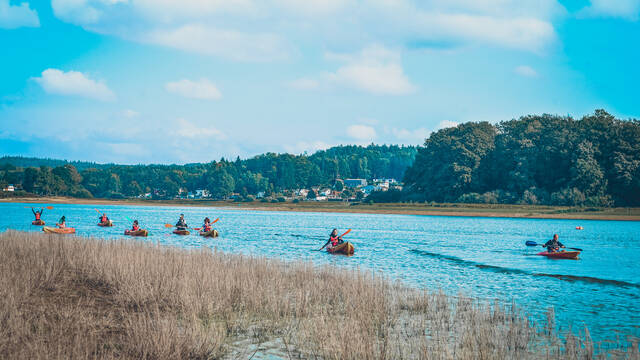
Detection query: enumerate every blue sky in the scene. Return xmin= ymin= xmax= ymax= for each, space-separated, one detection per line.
xmin=0 ymin=0 xmax=639 ymax=164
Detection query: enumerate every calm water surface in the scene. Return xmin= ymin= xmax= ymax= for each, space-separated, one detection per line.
xmin=2 ymin=202 xmax=639 ymax=344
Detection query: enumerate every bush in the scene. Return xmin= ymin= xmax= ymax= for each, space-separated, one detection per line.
xmin=292 ymin=199 xmax=300 ymax=203
xmin=270 ymin=199 xmax=278 ymax=203
xmin=277 ymin=197 xmax=286 ymax=202
xmin=243 ymin=196 xmax=255 ymax=202
xmin=260 ymin=198 xmax=268 ymax=203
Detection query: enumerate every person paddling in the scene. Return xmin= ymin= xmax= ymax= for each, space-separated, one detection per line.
xmin=31 ymin=207 xmax=44 ymax=222
xmin=202 ymin=217 xmax=212 ymax=232
xmin=99 ymin=213 xmax=109 ymax=224
xmin=176 ymin=214 xmax=188 ymax=230
xmin=544 ymin=234 xmax=565 ymax=253
xmin=131 ymin=220 xmax=140 ymax=232
xmin=320 ymin=229 xmax=343 ymax=251
xmin=56 ymin=216 xmax=67 ymax=229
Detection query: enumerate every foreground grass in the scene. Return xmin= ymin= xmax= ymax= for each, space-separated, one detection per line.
xmin=0 ymin=231 xmax=638 ymax=359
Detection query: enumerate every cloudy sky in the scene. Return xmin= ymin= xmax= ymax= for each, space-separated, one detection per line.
xmin=1 ymin=0 xmax=639 ymax=164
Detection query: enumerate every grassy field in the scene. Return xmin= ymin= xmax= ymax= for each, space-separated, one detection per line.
xmin=3 ymin=196 xmax=640 ymax=221
xmin=1 ymin=231 xmax=637 ymax=359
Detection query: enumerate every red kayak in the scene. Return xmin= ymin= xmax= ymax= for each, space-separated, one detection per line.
xmin=537 ymin=251 xmax=580 ymax=259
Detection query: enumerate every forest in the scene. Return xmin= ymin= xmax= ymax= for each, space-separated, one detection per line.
xmin=0 ymin=145 xmax=416 ymax=200
xmin=400 ymin=110 xmax=640 ymax=206
xmin=2 ymin=110 xmax=638 ymax=207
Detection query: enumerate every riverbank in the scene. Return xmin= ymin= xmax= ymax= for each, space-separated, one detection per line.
xmin=3 ymin=196 xmax=640 ymax=220
xmin=2 ymin=230 xmax=635 ymax=359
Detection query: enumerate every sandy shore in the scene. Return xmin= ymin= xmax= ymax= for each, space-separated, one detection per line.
xmin=2 ymin=196 xmax=639 ymax=221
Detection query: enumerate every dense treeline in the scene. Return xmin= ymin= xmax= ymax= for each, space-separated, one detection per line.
xmin=0 ymin=145 xmax=416 ymax=199
xmin=403 ymin=110 xmax=640 ymax=206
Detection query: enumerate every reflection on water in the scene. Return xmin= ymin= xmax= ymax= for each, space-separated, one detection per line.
xmin=1 ymin=202 xmax=639 ymax=343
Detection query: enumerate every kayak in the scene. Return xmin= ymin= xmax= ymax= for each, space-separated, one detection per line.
xmin=537 ymin=251 xmax=580 ymax=259
xmin=327 ymin=241 xmax=355 ymax=255
xmin=98 ymin=220 xmax=114 ymax=227
xmin=576 ymin=226 xmax=583 ymax=230
xmin=173 ymin=229 xmax=190 ymax=235
xmin=32 ymin=220 xmax=45 ymax=226
xmin=199 ymin=229 xmax=219 ymax=238
xmin=43 ymin=226 xmax=76 ymax=234
xmin=124 ymin=229 xmax=148 ymax=237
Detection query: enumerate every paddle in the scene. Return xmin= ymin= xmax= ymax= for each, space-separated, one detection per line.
xmin=525 ymin=240 xmax=583 ymax=252
xmin=25 ymin=206 xmax=54 ymax=210
xmin=319 ymin=229 xmax=351 ymax=251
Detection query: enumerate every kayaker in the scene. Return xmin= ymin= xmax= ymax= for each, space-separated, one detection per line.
xmin=176 ymin=214 xmax=188 ymax=230
xmin=544 ymin=234 xmax=565 ymax=253
xmin=99 ymin=213 xmax=109 ymax=224
xmin=56 ymin=216 xmax=66 ymax=229
xmin=202 ymin=217 xmax=212 ymax=232
xmin=320 ymin=229 xmax=343 ymax=251
xmin=31 ymin=207 xmax=44 ymax=221
xmin=131 ymin=220 xmax=140 ymax=231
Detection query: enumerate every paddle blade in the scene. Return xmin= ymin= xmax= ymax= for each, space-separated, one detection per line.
xmin=525 ymin=241 xmax=538 ymax=246
xmin=212 ymin=218 xmax=220 ymax=224
xmin=340 ymin=229 xmax=352 ymax=238
xmin=568 ymin=247 xmax=583 ymax=251
xmin=46 ymin=206 xmax=54 ymax=210
xmin=164 ymin=223 xmax=173 ymax=228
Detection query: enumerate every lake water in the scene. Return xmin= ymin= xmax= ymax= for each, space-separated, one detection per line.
xmin=2 ymin=202 xmax=639 ymax=345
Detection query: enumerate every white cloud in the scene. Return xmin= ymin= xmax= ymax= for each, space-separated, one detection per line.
xmin=515 ymin=65 xmax=538 ymax=77
xmin=123 ymin=109 xmax=139 ymax=118
xmin=391 ymin=127 xmax=431 ymax=143
xmin=175 ymin=118 xmax=225 ymax=139
xmin=165 ymin=78 xmax=222 ymax=100
xmin=346 ymin=124 xmax=376 ymax=141
xmin=326 ymin=45 xmax=416 ymax=95
xmin=283 ymin=140 xmax=334 ymax=154
xmin=146 ymin=24 xmax=290 ymax=62
xmin=437 ymin=120 xmax=459 ymax=129
xmin=33 ymin=69 xmax=115 ymax=101
xmin=578 ymin=0 xmax=640 ymax=20
xmin=0 ymin=0 xmax=39 ymax=29
xmin=288 ymin=78 xmax=320 ymax=90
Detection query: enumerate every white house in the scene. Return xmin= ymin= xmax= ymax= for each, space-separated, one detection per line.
xmin=3 ymin=184 xmax=15 ymax=192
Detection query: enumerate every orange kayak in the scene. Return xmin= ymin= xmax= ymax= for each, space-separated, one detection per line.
xmin=199 ymin=229 xmax=218 ymax=238
xmin=43 ymin=226 xmax=75 ymax=234
xmin=327 ymin=242 xmax=355 ymax=255
xmin=173 ymin=229 xmax=190 ymax=235
xmin=124 ymin=229 xmax=148 ymax=237
xmin=537 ymin=251 xmax=580 ymax=259
xmin=98 ymin=221 xmax=113 ymax=227
xmin=32 ymin=220 xmax=45 ymax=226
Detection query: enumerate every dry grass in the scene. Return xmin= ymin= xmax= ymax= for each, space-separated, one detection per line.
xmin=0 ymin=231 xmax=637 ymax=359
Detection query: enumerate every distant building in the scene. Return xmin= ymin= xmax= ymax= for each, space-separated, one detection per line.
xmin=3 ymin=184 xmax=15 ymax=192
xmin=256 ymin=191 xmax=266 ymax=198
xmin=373 ymin=178 xmax=397 ymax=184
xmin=195 ymin=189 xmax=210 ymax=198
xmin=344 ymin=179 xmax=367 ymax=188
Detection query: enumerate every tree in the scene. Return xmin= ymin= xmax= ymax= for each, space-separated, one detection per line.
xmin=207 ymin=168 xmax=235 ymax=199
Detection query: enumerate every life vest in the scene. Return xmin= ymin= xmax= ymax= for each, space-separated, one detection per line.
xmin=330 ymin=236 xmax=339 ymax=246
xmin=204 ymin=223 xmax=212 ymax=232
xmin=101 ymin=215 xmax=107 ymax=223
xmin=35 ymin=212 xmax=41 ymax=220
xmin=132 ymin=224 xmax=139 ymax=231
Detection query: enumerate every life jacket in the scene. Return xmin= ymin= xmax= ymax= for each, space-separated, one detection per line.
xmin=35 ymin=212 xmax=41 ymax=220
xmin=330 ymin=236 xmax=339 ymax=246
xmin=101 ymin=215 xmax=107 ymax=223
xmin=132 ymin=224 xmax=139 ymax=231
xmin=203 ymin=223 xmax=212 ymax=232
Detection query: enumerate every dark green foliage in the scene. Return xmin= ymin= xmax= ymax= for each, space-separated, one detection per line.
xmin=0 ymin=145 xmax=414 ymax=200
xmin=403 ymin=110 xmax=640 ymax=206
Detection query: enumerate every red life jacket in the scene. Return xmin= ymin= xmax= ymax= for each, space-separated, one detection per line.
xmin=35 ymin=212 xmax=41 ymax=220
xmin=330 ymin=236 xmax=339 ymax=246
xmin=101 ymin=215 xmax=107 ymax=223
xmin=204 ymin=223 xmax=211 ymax=232
xmin=132 ymin=224 xmax=139 ymax=231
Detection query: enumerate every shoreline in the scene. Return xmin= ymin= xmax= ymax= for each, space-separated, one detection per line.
xmin=1 ymin=196 xmax=639 ymax=221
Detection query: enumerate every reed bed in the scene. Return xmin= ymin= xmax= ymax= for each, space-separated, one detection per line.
xmin=0 ymin=230 xmax=637 ymax=359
